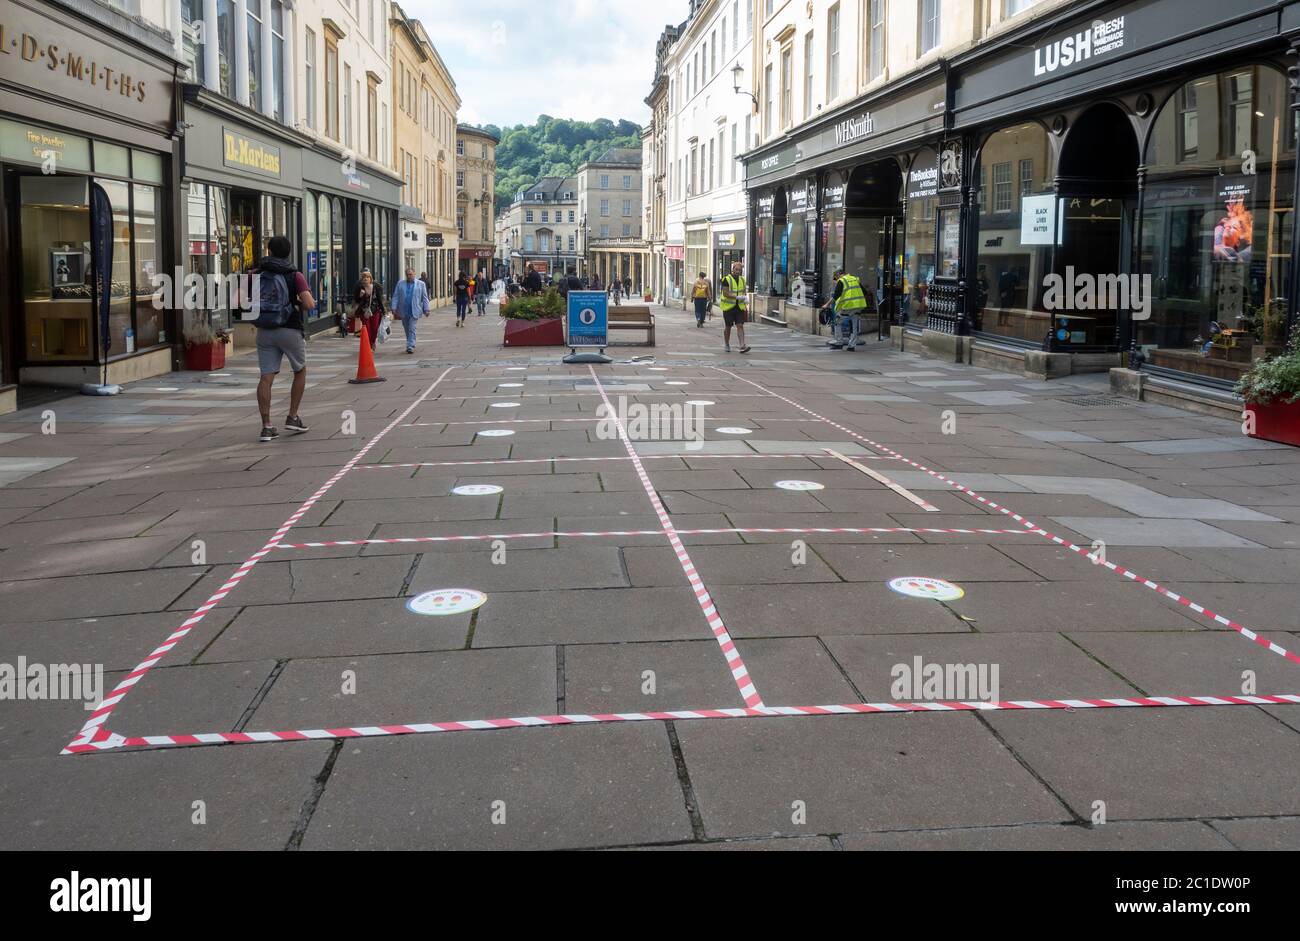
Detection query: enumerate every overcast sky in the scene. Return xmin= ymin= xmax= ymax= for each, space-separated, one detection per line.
xmin=401 ymin=0 xmax=677 ymax=129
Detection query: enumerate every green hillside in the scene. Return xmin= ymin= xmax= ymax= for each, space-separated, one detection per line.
xmin=473 ymin=116 xmax=642 ymax=207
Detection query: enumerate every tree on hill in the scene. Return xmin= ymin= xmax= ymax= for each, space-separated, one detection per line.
xmin=473 ymin=116 xmax=642 ymax=206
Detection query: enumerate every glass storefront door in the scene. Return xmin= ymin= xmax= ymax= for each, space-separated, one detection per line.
xmin=18 ymin=175 xmax=91 ymax=362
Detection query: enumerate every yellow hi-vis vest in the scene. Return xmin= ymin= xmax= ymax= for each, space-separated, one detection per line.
xmin=836 ymin=274 xmax=868 ymax=312
xmin=720 ymin=274 xmax=747 ymax=311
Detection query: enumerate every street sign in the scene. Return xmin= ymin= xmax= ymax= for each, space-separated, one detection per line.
xmin=567 ymin=290 xmax=607 ymax=348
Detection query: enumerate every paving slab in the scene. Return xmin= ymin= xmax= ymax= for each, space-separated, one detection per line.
xmin=839 ymin=821 xmax=1229 ymax=850
xmin=623 ymin=544 xmax=841 ymax=587
xmin=107 ymin=659 xmax=279 ymax=737
xmin=0 ymin=742 xmax=332 ymax=849
xmin=1051 ymin=518 xmax=1266 ymax=548
xmin=410 ymin=545 xmax=629 ymax=592
xmin=676 ymin=714 xmax=1066 ymax=838
xmin=251 ymin=647 xmax=557 ymax=729
xmin=0 ymin=568 xmax=205 ymax=620
xmin=1065 ymin=630 xmax=1300 ymax=696
xmin=301 ymin=723 xmax=691 ymax=849
xmin=473 ymin=586 xmax=727 ymax=647
xmin=986 ymin=708 xmax=1300 ymax=820
xmin=563 ymin=640 xmax=742 ymax=712
xmin=1208 ymin=817 xmax=1300 ymax=850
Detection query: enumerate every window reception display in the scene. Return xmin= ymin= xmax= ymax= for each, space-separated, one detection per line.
xmin=20 ymin=175 xmax=92 ymax=361
xmin=1138 ymin=65 xmax=1295 ymax=381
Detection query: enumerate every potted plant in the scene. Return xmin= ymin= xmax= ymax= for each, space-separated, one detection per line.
xmin=183 ymin=322 xmax=232 ymax=371
xmin=500 ymin=288 xmax=565 ymax=346
xmin=1238 ymin=323 xmax=1300 ymax=447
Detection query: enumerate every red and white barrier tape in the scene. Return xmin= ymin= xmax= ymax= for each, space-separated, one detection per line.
xmin=271 ymin=525 xmax=1036 ymax=550
xmin=711 ymin=366 xmax=1300 ymax=668
xmin=587 ymin=365 xmax=764 ymax=708
xmin=355 ymin=452 xmax=896 ymax=470
xmin=62 ymin=367 xmax=458 ymax=755
xmin=63 ymin=693 xmax=1300 ymax=753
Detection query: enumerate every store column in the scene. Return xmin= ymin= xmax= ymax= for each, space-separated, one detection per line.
xmin=281 ymin=2 xmax=296 ymax=126
xmin=234 ymin=0 xmax=250 ymax=107
xmin=202 ymin=0 xmax=220 ymax=90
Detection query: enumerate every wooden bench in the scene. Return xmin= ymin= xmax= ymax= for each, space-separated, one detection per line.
xmin=607 ymin=304 xmax=656 ymax=346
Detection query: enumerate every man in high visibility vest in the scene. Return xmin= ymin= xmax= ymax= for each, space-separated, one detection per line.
xmin=819 ymin=268 xmax=874 ymax=351
xmin=719 ymin=261 xmax=751 ymax=354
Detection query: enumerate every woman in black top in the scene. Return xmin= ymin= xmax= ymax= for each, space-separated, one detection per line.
xmin=353 ymin=270 xmax=386 ymax=349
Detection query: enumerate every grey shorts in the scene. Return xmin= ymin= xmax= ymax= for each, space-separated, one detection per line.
xmin=256 ymin=327 xmax=306 ymax=374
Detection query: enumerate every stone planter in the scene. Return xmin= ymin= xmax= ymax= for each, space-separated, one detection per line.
xmin=1244 ymin=398 xmax=1300 ymax=447
xmin=502 ymin=316 xmax=564 ymax=347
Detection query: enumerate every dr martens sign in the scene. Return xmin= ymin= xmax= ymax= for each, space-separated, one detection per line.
xmin=0 ymin=6 xmax=172 ymax=129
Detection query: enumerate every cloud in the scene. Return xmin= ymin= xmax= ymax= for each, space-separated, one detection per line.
xmin=400 ymin=0 xmax=682 ymax=128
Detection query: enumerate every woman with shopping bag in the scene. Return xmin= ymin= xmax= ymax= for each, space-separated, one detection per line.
xmin=352 ymin=270 xmax=387 ymax=350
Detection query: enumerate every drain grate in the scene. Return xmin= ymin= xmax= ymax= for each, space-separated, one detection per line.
xmin=1054 ymin=394 xmax=1135 ymax=408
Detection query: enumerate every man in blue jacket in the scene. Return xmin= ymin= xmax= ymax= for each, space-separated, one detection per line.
xmin=390 ymin=267 xmax=431 ymax=354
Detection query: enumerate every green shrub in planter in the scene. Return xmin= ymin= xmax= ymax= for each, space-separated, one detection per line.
xmin=1236 ymin=324 xmax=1300 ymax=405
xmin=500 ymin=289 xmax=563 ymax=321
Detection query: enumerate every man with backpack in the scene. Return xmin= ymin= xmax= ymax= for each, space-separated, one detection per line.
xmin=249 ymin=236 xmax=316 ymax=442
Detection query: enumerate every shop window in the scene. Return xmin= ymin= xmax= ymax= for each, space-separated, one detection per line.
xmin=133 ymin=184 xmax=162 ymax=347
xmin=19 ymin=176 xmax=91 ymax=362
xmin=971 ymin=121 xmax=1057 ymax=343
xmin=903 ymin=149 xmax=939 ymax=328
xmin=919 ymin=0 xmax=940 ymax=54
xmin=1139 ymin=64 xmax=1295 ymax=381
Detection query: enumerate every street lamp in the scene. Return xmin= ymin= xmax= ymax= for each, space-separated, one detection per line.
xmin=732 ymin=63 xmax=757 ymax=111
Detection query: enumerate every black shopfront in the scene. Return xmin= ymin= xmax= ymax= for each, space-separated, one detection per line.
xmin=743 ymin=67 xmax=951 ymax=338
xmin=951 ymin=0 xmax=1300 ymax=385
xmin=180 ymin=88 xmax=307 ymax=339
xmin=302 ymin=147 xmax=401 ymax=337
xmin=0 ymin=0 xmax=183 ymax=400
xmin=743 ymin=0 xmax=1300 ymax=389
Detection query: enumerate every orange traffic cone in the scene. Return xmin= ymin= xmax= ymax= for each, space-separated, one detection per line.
xmin=348 ymin=323 xmax=387 ymax=384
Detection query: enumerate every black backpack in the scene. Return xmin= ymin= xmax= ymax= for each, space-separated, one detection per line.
xmin=248 ymin=267 xmax=297 ymax=329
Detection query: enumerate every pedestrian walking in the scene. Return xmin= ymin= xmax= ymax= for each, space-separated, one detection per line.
xmin=391 ymin=267 xmax=431 ymax=353
xmin=819 ymin=268 xmax=871 ymax=351
xmin=523 ymin=264 xmax=543 ymax=294
xmin=476 ymin=270 xmax=489 ymax=315
xmin=691 ymin=271 xmax=712 ymax=327
xmin=352 ymin=270 xmax=386 ymax=350
xmin=247 ymin=235 xmax=316 ymax=442
xmin=453 ymin=272 xmax=470 ymax=326
xmin=611 ymin=278 xmax=622 ymax=306
xmin=719 ymin=260 xmax=750 ymax=354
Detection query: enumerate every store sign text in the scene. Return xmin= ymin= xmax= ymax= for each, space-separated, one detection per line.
xmin=0 ymin=22 xmax=148 ymax=101
xmin=223 ymin=130 xmax=281 ymax=178
xmin=1033 ymin=16 xmax=1126 ymax=77
xmin=833 ymin=112 xmax=876 ymax=147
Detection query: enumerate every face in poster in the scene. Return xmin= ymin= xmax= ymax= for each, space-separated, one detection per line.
xmin=1213 ymin=181 xmax=1254 ymax=264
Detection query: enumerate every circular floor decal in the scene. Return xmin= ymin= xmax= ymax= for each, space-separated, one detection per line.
xmin=489 ymin=402 xmax=520 ymax=408
xmin=715 ymin=427 xmax=752 ymax=435
xmin=685 ymin=399 xmax=715 ymax=407
xmin=775 ymin=480 xmax=825 ymax=491
xmin=451 ymin=483 xmax=503 ymax=496
xmin=887 ymin=576 xmax=965 ymax=601
xmin=497 ymin=383 xmax=524 ymax=388
xmin=476 ymin=428 xmax=515 ymax=437
xmin=407 ymin=589 xmax=488 ymax=616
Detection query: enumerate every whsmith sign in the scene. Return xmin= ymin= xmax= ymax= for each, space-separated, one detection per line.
xmin=833 ymin=112 xmax=876 ymax=147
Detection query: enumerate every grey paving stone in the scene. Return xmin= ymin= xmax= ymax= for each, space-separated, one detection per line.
xmin=625 ymin=836 xmax=834 ymax=850
xmin=995 ymin=544 xmax=1240 ymax=583
xmin=734 ymin=637 xmax=861 ymax=704
xmin=814 ymin=543 xmax=1040 ymax=582
xmin=1209 ymin=817 xmax=1300 ymax=850
xmin=302 ymin=723 xmax=692 ymax=849
xmin=623 ymin=544 xmax=841 ymax=587
xmin=0 ymin=535 xmax=184 ymax=581
xmin=473 ymin=587 xmax=723 ymax=646
xmin=1173 ymin=548 xmax=1300 ymax=583
xmin=1051 ymin=518 xmax=1265 ymax=548
xmin=747 ymin=439 xmax=871 ymax=455
xmin=910 ymin=380 xmax=985 ymax=388
xmin=108 ymin=659 xmax=279 ymax=738
xmin=1124 ymin=437 xmax=1288 ymax=455
xmin=0 ymin=568 xmax=205 ymax=620
xmin=563 ymin=640 xmax=741 ymax=712
xmin=948 ymin=391 xmax=1033 ymax=406
xmin=252 ymin=647 xmax=557 ymax=729
xmin=0 ymin=512 xmax=174 ymax=549
xmin=839 ymin=821 xmax=1229 ymax=850
xmin=0 ymin=742 xmax=333 ymax=849
xmin=498 ymin=491 xmax=653 ymax=518
xmin=1015 ymin=430 xmax=1101 ymax=443
xmin=411 ymin=545 xmax=629 ymax=592
xmin=172 ymin=556 xmax=416 ymax=610
xmin=676 ymin=714 xmax=1066 ymax=838
xmin=944 ymin=580 xmax=1204 ymax=633
xmin=711 ymin=581 xmax=967 ymax=638
xmin=1066 ymin=631 xmax=1300 ymax=697
xmin=823 ymin=633 xmax=1137 ymax=702
xmin=986 ymin=708 xmax=1300 ymax=820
